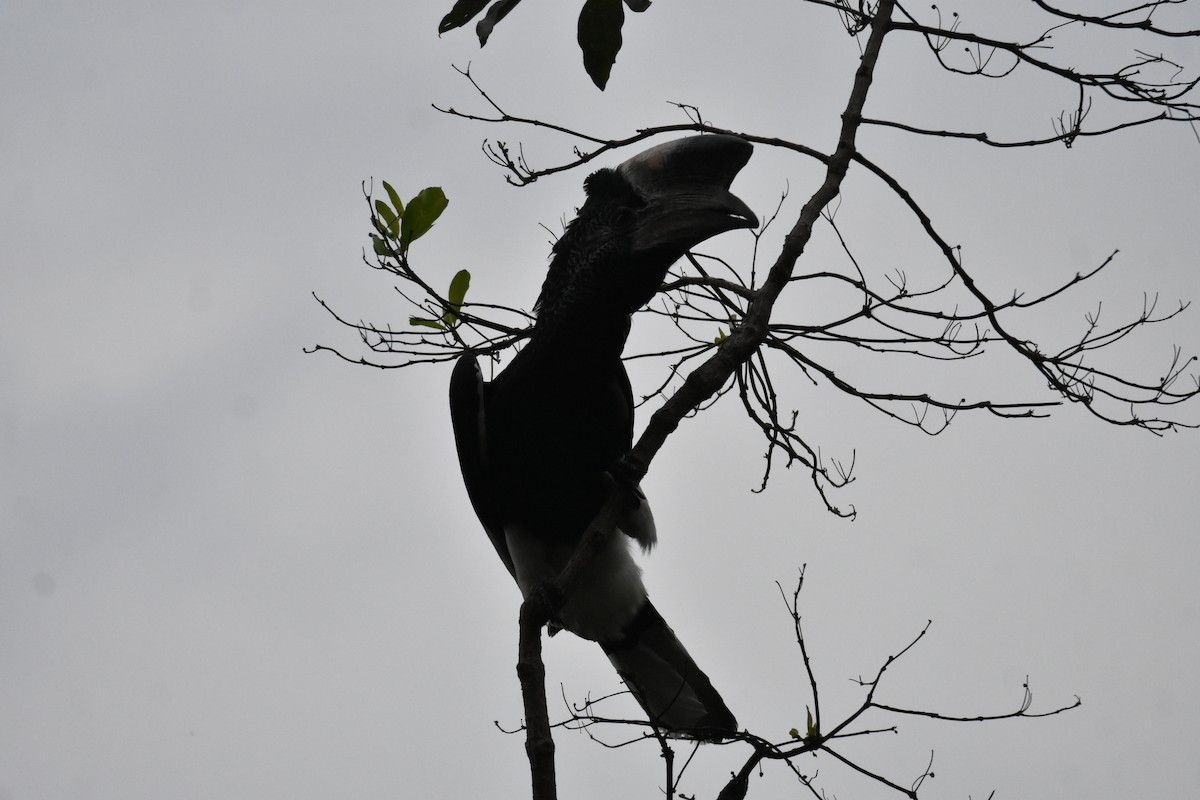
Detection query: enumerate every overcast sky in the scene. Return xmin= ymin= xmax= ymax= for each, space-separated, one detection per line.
xmin=2 ymin=2 xmax=1199 ymax=799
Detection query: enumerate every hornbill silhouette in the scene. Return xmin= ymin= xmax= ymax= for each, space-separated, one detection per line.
xmin=450 ymin=135 xmax=756 ymax=738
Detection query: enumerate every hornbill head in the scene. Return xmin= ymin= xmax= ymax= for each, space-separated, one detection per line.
xmin=536 ymin=135 xmax=757 ymax=327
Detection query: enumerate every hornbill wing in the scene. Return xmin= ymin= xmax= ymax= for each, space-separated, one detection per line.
xmin=449 ymin=353 xmax=515 ymax=578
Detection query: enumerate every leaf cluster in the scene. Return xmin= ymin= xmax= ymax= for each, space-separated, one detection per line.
xmin=366 ymin=183 xmax=474 ymax=332
xmin=369 ymin=182 xmax=449 ymax=257
xmin=439 ymin=0 xmax=652 ymax=89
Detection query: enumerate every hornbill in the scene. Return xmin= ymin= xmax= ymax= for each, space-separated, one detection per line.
xmin=449 ymin=135 xmax=757 ymax=738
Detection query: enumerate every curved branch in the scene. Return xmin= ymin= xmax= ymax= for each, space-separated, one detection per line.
xmin=1031 ymin=0 xmax=1200 ymax=37
xmin=631 ymin=0 xmax=897 ymax=474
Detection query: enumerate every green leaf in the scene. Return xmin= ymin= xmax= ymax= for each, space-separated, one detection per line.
xmin=806 ymin=706 xmax=817 ymax=738
xmin=410 ymin=316 xmax=447 ymax=331
xmin=442 ymin=268 xmax=471 ymax=326
xmin=370 ymin=233 xmax=390 ymax=257
xmin=578 ymin=0 xmax=624 ymax=90
xmin=381 ymin=180 xmax=405 ymax=219
xmin=788 ymin=727 xmax=800 ymax=740
xmin=714 ymin=327 xmax=727 ymax=344
xmin=438 ymin=0 xmax=490 ymax=34
xmin=375 ymin=199 xmax=400 ymax=239
xmin=401 ymin=187 xmax=449 ymax=249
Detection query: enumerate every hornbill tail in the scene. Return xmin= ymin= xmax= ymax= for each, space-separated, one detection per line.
xmin=601 ymin=600 xmax=737 ymax=740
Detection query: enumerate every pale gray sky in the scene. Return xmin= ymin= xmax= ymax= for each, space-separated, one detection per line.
xmin=2 ymin=2 xmax=1198 ymax=798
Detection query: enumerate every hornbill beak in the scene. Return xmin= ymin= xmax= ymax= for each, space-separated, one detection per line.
xmin=616 ymin=134 xmax=758 ymax=259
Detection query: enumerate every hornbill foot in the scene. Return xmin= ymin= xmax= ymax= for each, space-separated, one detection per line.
xmin=607 ymin=452 xmax=649 ymax=503
xmin=527 ymin=581 xmax=565 ymax=636
xmin=606 ymin=452 xmax=657 ymax=551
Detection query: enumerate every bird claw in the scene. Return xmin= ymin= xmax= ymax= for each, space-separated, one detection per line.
xmin=529 ymin=582 xmax=565 ymax=635
xmin=608 ymin=453 xmax=648 ymax=502
xmin=607 ymin=453 xmax=658 ymax=551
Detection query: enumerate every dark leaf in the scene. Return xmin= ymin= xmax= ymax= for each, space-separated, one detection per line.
xmin=476 ymin=0 xmax=523 ymax=46
xmin=438 ymin=0 xmax=490 ymax=34
xmin=578 ymin=0 xmax=624 ymax=90
xmin=370 ymin=233 xmax=390 ymax=257
xmin=401 ymin=187 xmax=449 ymax=249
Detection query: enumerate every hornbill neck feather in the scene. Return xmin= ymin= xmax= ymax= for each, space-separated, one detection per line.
xmin=529 ymin=301 xmax=632 ymax=362
xmin=532 ymin=212 xmax=641 ymax=360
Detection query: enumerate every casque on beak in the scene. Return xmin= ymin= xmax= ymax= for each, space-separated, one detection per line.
xmin=616 ymin=134 xmax=758 ymax=258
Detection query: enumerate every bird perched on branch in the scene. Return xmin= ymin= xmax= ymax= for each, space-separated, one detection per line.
xmin=450 ymin=134 xmax=756 ymax=738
